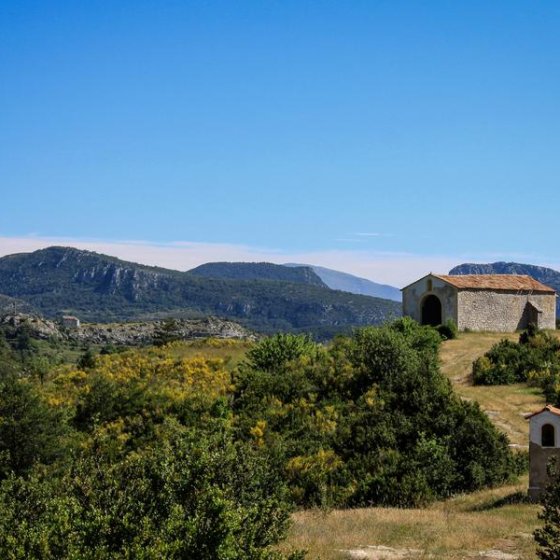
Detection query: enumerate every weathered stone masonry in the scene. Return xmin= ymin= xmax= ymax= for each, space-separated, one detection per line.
xmin=457 ymin=290 xmax=556 ymax=332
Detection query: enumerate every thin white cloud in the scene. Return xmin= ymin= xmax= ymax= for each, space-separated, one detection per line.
xmin=334 ymin=238 xmax=367 ymax=243
xmin=0 ymin=235 xmax=557 ymax=289
xmin=352 ymin=232 xmax=395 ymax=238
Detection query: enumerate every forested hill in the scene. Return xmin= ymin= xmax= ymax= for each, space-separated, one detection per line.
xmin=0 ymin=294 xmax=36 ymax=315
xmin=188 ymin=262 xmax=327 ymax=287
xmin=0 ymin=247 xmax=400 ymax=335
xmin=450 ymin=261 xmax=560 ymax=314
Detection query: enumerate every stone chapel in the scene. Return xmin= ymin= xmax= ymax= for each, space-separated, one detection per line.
xmin=402 ymin=273 xmax=556 ymax=332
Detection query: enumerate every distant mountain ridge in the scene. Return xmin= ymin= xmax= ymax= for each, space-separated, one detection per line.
xmin=450 ymin=261 xmax=560 ymax=314
xmin=188 ymin=262 xmax=327 ymax=287
xmin=285 ymin=263 xmax=402 ymax=301
xmin=0 ymin=247 xmax=400 ymax=336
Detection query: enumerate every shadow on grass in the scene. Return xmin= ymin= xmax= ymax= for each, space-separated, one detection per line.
xmin=467 ymin=490 xmax=533 ymax=512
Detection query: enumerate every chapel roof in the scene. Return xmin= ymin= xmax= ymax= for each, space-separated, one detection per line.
xmin=525 ymin=404 xmax=560 ymax=420
xmin=434 ymin=274 xmax=556 ymax=294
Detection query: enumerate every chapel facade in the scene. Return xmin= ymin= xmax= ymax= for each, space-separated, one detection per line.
xmin=402 ymin=274 xmax=556 ymax=332
xmin=527 ymin=405 xmax=560 ymax=499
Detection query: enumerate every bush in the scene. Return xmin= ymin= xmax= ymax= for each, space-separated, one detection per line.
xmin=0 ymin=421 xmax=302 ymax=560
xmin=472 ymin=327 xmax=560 ymax=387
xmin=245 ymin=333 xmax=317 ymax=373
xmin=235 ymin=319 xmax=519 ymax=507
xmin=436 ymin=320 xmax=458 ymax=340
xmin=0 ymin=375 xmax=69 ymax=479
xmin=0 ymin=317 xmax=523 ymax=547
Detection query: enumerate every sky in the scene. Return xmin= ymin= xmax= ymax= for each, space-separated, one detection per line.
xmin=1 ymin=1 xmax=559 ymax=287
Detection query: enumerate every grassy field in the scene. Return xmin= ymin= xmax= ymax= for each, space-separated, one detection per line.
xmin=282 ymin=331 xmax=554 ymax=559
xmin=282 ymin=477 xmax=540 ymax=559
xmin=439 ymin=332 xmax=546 ymax=447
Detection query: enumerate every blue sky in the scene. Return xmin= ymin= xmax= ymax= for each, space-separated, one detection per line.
xmin=1 ymin=1 xmax=559 ymax=285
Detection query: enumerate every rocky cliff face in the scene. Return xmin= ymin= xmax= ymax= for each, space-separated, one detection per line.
xmin=19 ymin=246 xmax=178 ymax=301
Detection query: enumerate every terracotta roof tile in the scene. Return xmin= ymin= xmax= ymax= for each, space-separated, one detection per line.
xmin=435 ymin=274 xmax=556 ymax=294
xmin=525 ymin=404 xmax=560 ymax=419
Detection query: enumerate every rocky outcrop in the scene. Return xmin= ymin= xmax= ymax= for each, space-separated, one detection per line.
xmin=0 ymin=313 xmax=61 ymax=339
xmin=0 ymin=313 xmax=253 ymax=346
xmin=71 ymin=317 xmax=253 ymax=345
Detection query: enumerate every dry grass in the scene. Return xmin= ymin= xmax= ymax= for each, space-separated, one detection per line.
xmin=439 ymin=333 xmax=547 ymax=447
xmin=281 ymin=478 xmax=541 ymax=559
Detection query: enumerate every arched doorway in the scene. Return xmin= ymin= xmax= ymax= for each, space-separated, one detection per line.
xmin=421 ymin=295 xmax=442 ymax=326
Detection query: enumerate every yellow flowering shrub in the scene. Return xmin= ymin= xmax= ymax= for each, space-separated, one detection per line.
xmin=45 ymin=349 xmax=232 ymax=414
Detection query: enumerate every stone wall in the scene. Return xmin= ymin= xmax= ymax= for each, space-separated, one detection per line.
xmin=528 ymin=442 xmax=560 ymax=499
xmin=402 ymin=275 xmax=457 ymax=324
xmin=457 ymin=291 xmax=556 ymax=332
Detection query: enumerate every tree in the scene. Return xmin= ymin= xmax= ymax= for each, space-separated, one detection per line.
xmin=77 ymin=347 xmax=96 ymax=370
xmin=153 ymin=318 xmax=181 ymax=347
xmin=234 ymin=320 xmax=520 ymax=508
xmin=12 ymin=325 xmax=37 ymax=363
xmin=535 ymin=460 xmax=560 ymax=560
xmin=245 ymin=333 xmax=317 ymax=373
xmin=0 ymin=375 xmax=68 ymax=479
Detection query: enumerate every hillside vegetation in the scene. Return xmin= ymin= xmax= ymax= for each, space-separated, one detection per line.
xmin=0 ymin=247 xmax=400 ymax=335
xmin=0 ymin=321 xmax=553 ymax=559
xmin=0 ymin=319 xmax=528 ymax=559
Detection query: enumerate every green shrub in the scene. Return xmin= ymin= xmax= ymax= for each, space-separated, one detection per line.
xmin=235 ymin=319 xmax=518 ymax=507
xmin=0 ymin=375 xmax=69 ymax=479
xmin=0 ymin=421 xmax=302 ymax=560
xmin=472 ymin=327 xmax=560 ymax=387
xmin=436 ymin=320 xmax=458 ymax=340
xmin=245 ymin=333 xmax=317 ymax=373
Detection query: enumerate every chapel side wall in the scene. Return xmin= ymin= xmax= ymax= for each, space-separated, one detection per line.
xmin=534 ymin=294 xmax=557 ymax=330
xmin=402 ymin=276 xmax=457 ymax=325
xmin=529 ymin=443 xmax=560 ymax=500
xmin=457 ymin=291 xmax=556 ymax=332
